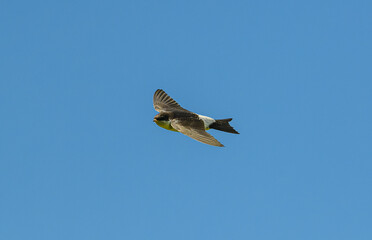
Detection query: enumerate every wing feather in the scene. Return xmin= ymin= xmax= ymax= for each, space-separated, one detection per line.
xmin=153 ymin=89 xmax=189 ymax=112
xmin=171 ymin=119 xmax=224 ymax=147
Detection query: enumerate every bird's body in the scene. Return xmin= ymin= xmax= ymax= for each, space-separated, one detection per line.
xmin=155 ymin=112 xmax=215 ymax=132
xmin=153 ymin=89 xmax=239 ymax=147
xmin=197 ymin=114 xmax=215 ymax=130
xmin=154 ymin=119 xmax=176 ymax=131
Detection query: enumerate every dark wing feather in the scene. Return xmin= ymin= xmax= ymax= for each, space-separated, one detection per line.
xmin=171 ymin=118 xmax=224 ymax=147
xmin=153 ymin=89 xmax=189 ymax=112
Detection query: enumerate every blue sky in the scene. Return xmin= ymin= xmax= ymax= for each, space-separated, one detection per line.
xmin=1 ymin=0 xmax=371 ymax=239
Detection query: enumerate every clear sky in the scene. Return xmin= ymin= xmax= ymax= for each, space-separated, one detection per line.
xmin=1 ymin=0 xmax=371 ymax=239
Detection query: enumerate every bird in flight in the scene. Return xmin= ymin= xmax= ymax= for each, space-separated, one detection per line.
xmin=153 ymin=89 xmax=239 ymax=147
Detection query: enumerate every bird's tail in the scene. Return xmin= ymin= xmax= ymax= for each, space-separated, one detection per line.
xmin=209 ymin=118 xmax=239 ymax=134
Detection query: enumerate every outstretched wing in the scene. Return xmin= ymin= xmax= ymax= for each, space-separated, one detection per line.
xmin=171 ymin=118 xmax=224 ymax=147
xmin=153 ymin=89 xmax=190 ymax=112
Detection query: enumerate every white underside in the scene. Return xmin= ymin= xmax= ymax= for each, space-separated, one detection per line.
xmin=197 ymin=114 xmax=216 ymax=129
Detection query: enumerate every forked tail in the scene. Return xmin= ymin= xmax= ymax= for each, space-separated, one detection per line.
xmin=209 ymin=118 xmax=239 ymax=134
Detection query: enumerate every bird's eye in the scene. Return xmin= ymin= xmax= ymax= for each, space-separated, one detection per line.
xmin=158 ymin=115 xmax=168 ymax=121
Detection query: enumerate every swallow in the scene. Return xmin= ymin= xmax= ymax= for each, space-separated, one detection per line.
xmin=153 ymin=89 xmax=239 ymax=147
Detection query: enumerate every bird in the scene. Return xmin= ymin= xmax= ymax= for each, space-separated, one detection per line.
xmin=153 ymin=89 xmax=239 ymax=147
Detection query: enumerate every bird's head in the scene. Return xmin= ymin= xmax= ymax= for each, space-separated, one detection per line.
xmin=153 ymin=113 xmax=169 ymax=122
xmin=153 ymin=113 xmax=174 ymax=130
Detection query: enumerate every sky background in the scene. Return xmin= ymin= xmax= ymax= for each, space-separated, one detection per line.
xmin=1 ymin=0 xmax=371 ymax=239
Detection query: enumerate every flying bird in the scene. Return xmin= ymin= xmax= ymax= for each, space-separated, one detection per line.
xmin=153 ymin=89 xmax=239 ymax=147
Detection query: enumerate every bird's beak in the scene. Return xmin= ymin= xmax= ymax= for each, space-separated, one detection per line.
xmin=153 ymin=119 xmax=157 ymax=122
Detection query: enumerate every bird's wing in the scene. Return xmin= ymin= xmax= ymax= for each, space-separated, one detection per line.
xmin=171 ymin=118 xmax=224 ymax=147
xmin=153 ymin=89 xmax=190 ymax=112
